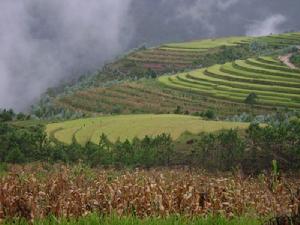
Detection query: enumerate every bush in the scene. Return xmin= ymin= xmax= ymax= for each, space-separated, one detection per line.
xmin=1 ymin=119 xmax=300 ymax=173
xmin=201 ymin=109 xmax=216 ymax=119
xmin=245 ymin=93 xmax=258 ymax=105
xmin=290 ymin=52 xmax=300 ymax=68
xmin=174 ymin=106 xmax=182 ymax=114
xmin=5 ymin=147 xmax=26 ymax=163
xmin=112 ymin=105 xmax=122 ymax=114
xmin=0 ymin=109 xmax=31 ymax=122
xmin=244 ymin=121 xmax=300 ymax=172
xmin=192 ymin=129 xmax=245 ymax=171
xmin=0 ymin=109 xmax=15 ymax=122
xmin=190 ymin=120 xmax=300 ymax=172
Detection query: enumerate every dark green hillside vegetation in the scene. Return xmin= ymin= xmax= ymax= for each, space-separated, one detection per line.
xmin=0 ymin=109 xmax=31 ymax=122
xmin=291 ymin=52 xmax=300 ymax=68
xmin=33 ymin=32 xmax=300 ymax=119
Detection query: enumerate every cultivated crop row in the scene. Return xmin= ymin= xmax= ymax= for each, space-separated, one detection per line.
xmin=1 ymin=165 xmax=299 ymax=221
xmin=158 ymin=56 xmax=300 ymax=108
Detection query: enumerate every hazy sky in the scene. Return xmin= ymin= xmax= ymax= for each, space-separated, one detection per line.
xmin=0 ymin=0 xmax=299 ymax=111
xmin=129 ymin=0 xmax=300 ymax=46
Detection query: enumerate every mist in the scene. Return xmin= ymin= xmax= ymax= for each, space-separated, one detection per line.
xmin=246 ymin=14 xmax=287 ymax=36
xmin=0 ymin=0 xmax=133 ymax=111
xmin=1 ymin=0 xmax=300 ymax=111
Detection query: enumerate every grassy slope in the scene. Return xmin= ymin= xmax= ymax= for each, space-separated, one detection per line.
xmin=46 ymin=114 xmax=249 ymax=145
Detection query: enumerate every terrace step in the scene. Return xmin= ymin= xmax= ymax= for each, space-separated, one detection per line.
xmin=158 ymin=55 xmax=300 ymax=109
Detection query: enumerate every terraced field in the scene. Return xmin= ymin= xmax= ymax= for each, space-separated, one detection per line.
xmin=162 ymin=36 xmax=252 ymax=50
xmin=55 ymin=80 xmax=270 ymax=117
xmin=257 ymin=32 xmax=300 ymax=47
xmin=124 ymin=36 xmax=253 ymax=73
xmin=125 ymin=33 xmax=300 ymax=72
xmin=45 ymin=32 xmax=300 ymax=119
xmin=56 ymin=82 xmax=209 ymax=114
xmin=159 ymin=56 xmax=300 ymax=109
xmin=47 ymin=114 xmax=249 ymax=145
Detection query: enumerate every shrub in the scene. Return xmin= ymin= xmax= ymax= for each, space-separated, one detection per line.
xmin=192 ymin=129 xmax=245 ymax=171
xmin=5 ymin=147 xmax=25 ymax=163
xmin=112 ymin=105 xmax=122 ymax=114
xmin=290 ymin=52 xmax=300 ymax=68
xmin=245 ymin=93 xmax=258 ymax=105
xmin=201 ymin=109 xmax=216 ymax=119
xmin=174 ymin=106 xmax=182 ymax=114
xmin=0 ymin=109 xmax=15 ymax=122
xmin=244 ymin=121 xmax=300 ymax=171
xmin=1 ymin=120 xmax=300 ymax=173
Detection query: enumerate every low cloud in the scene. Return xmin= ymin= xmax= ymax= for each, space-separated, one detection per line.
xmin=0 ymin=0 xmax=133 ymax=111
xmin=174 ymin=0 xmax=240 ymax=36
xmin=246 ymin=14 xmax=287 ymax=36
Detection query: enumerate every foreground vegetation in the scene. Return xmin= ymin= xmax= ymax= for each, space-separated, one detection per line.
xmin=2 ymin=214 xmax=262 ymax=225
xmin=1 ymin=164 xmax=299 ymax=223
xmin=1 ymin=118 xmax=299 ymax=172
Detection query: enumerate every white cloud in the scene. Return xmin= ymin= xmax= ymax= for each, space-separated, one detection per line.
xmin=174 ymin=0 xmax=240 ymax=35
xmin=246 ymin=14 xmax=287 ymax=36
xmin=217 ymin=0 xmax=239 ymax=10
xmin=0 ymin=0 xmax=133 ymax=111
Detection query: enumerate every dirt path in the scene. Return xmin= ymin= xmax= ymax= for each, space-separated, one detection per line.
xmin=278 ymin=53 xmax=297 ymax=69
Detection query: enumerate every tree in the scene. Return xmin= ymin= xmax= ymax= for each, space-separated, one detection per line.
xmin=6 ymin=147 xmax=25 ymax=163
xmin=245 ymin=93 xmax=258 ymax=105
xmin=193 ymin=129 xmax=245 ymax=171
xmin=174 ymin=106 xmax=182 ymax=114
xmin=0 ymin=109 xmax=15 ymax=122
xmin=145 ymin=68 xmax=157 ymax=78
xmin=16 ymin=113 xmax=26 ymax=120
xmin=200 ymin=109 xmax=216 ymax=119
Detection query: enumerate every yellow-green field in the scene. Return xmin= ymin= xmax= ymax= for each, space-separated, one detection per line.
xmin=162 ymin=36 xmax=252 ymax=50
xmin=47 ymin=114 xmax=249 ymax=145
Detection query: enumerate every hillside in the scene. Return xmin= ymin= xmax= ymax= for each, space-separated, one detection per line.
xmin=33 ymin=32 xmax=300 ymax=119
xmin=159 ymin=56 xmax=300 ymax=109
xmin=3 ymin=31 xmax=300 ymax=225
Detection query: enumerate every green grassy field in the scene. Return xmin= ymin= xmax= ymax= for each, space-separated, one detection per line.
xmin=158 ymin=55 xmax=300 ymax=109
xmin=3 ymin=214 xmax=262 ymax=225
xmin=47 ymin=114 xmax=249 ymax=145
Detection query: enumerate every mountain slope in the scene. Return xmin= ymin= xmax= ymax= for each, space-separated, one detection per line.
xmin=33 ymin=32 xmax=300 ymax=119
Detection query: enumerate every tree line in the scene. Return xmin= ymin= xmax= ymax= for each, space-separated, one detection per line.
xmin=0 ymin=120 xmax=300 ymax=173
xmin=0 ymin=109 xmax=31 ymax=122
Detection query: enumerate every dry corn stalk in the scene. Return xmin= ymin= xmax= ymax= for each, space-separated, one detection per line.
xmin=0 ymin=164 xmax=299 ymax=221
